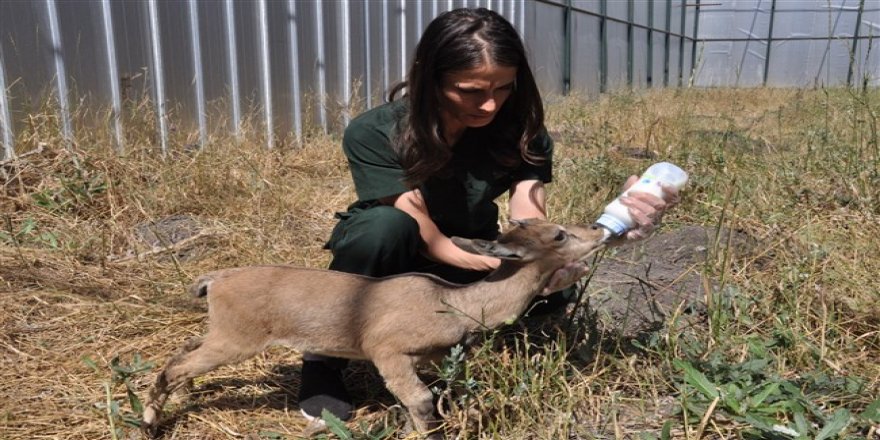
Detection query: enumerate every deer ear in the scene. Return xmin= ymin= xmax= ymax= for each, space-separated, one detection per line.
xmin=451 ymin=237 xmax=525 ymax=260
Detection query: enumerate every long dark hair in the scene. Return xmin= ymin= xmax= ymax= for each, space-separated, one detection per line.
xmin=389 ymin=8 xmax=546 ymax=188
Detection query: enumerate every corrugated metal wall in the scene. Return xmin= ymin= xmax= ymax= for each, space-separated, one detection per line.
xmin=0 ymin=0 xmax=702 ymax=159
xmin=1 ymin=1 xmax=875 ymax=160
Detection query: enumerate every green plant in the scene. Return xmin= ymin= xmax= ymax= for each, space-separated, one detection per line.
xmin=673 ymin=354 xmax=878 ymax=439
xmin=83 ymin=353 xmax=154 ymax=439
xmin=312 ymin=408 xmax=397 ymax=440
xmin=31 ymin=172 xmax=107 ymax=213
xmin=1 ymin=217 xmax=61 ymax=249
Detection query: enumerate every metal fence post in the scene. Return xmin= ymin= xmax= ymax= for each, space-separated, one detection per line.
xmin=600 ymin=0 xmax=608 ymax=93
xmin=678 ymin=0 xmax=686 ymax=87
xmin=563 ymin=0 xmax=572 ymax=95
xmin=0 ymin=49 xmax=12 ymax=159
xmin=647 ymin=0 xmax=654 ymax=87
xmin=763 ymin=0 xmax=777 ymax=87
xmin=664 ymin=0 xmax=671 ymax=87
xmin=628 ymin=0 xmax=635 ymax=87
xmin=847 ymin=0 xmax=866 ymax=88
xmin=690 ymin=0 xmax=700 ymax=86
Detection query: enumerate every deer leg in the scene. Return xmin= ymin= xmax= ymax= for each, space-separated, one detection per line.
xmin=373 ymin=355 xmax=443 ymax=439
xmin=142 ymin=336 xmax=259 ymax=437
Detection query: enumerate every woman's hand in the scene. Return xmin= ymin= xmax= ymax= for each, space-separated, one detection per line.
xmin=618 ymin=175 xmax=681 ymax=240
xmin=543 ymin=260 xmax=590 ymax=294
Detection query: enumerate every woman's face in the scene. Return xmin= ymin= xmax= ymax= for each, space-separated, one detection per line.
xmin=439 ymin=62 xmax=517 ymax=136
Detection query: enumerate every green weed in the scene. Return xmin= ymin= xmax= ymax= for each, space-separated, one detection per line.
xmin=83 ymin=353 xmax=154 ymax=439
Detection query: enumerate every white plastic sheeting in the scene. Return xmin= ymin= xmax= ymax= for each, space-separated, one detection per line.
xmin=694 ymin=0 xmax=880 ymax=87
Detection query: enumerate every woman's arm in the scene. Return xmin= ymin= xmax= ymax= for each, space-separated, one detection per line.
xmin=387 ymin=190 xmax=499 ymax=271
xmin=509 ymin=179 xmax=547 ymax=221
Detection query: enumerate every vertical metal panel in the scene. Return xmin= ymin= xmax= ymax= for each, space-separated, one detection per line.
xmin=193 ymin=2 xmax=228 ymax=136
xmin=364 ymin=2 xmax=387 ymax=102
xmin=633 ymin=28 xmax=649 ymax=88
xmin=53 ymin=2 xmax=104 ymax=116
xmin=188 ymin=0 xmax=207 ymax=148
xmin=529 ymin=1 xmax=565 ymax=96
xmin=263 ymin=1 xmax=292 ymax=141
xmin=147 ymin=0 xmax=168 ymax=155
xmin=257 ymin=0 xmax=274 ymax=148
xmin=605 ymin=0 xmax=627 ymax=20
xmin=341 ymin=0 xmax=352 ymax=126
xmin=399 ymin=0 xmax=407 ymax=81
xmin=571 ymin=12 xmax=602 ymax=96
xmin=1 ymin=2 xmax=44 ymax=142
xmin=0 ymin=50 xmax=12 ymax=159
xmin=101 ymin=0 xmax=124 ymax=152
xmin=315 ymin=1 xmax=328 ymax=132
xmin=383 ymin=0 xmax=391 ymax=97
xmin=363 ymin=1 xmax=373 ymax=109
xmin=225 ymin=0 xmax=241 ymax=139
xmin=156 ymin=2 xmax=196 ymax=144
xmin=288 ymin=0 xmax=303 ymax=143
xmin=606 ymin=21 xmax=629 ymax=90
xmin=416 ymin=0 xmax=424 ymax=36
xmin=193 ymin=1 xmax=230 ymax=137
xmin=653 ymin=33 xmax=666 ymax=88
xmin=633 ymin=0 xmax=649 ymax=25
xmin=46 ymin=0 xmax=74 ymax=145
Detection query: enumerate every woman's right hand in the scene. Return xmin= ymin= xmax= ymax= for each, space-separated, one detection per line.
xmin=618 ymin=175 xmax=680 ymax=240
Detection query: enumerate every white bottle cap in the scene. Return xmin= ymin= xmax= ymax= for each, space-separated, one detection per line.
xmin=595 ymin=213 xmax=629 ymax=236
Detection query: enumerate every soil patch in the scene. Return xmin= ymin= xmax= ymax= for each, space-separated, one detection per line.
xmin=585 ymin=225 xmax=759 ymax=340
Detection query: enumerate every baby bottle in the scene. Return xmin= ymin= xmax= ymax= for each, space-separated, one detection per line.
xmin=595 ymin=162 xmax=688 ymax=239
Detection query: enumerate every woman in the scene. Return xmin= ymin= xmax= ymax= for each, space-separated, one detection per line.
xmin=298 ymin=8 xmax=675 ymax=422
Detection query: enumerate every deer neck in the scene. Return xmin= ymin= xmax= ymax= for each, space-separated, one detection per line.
xmin=444 ymin=261 xmax=554 ymax=330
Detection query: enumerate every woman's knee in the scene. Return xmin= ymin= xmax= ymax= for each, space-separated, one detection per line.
xmin=327 ymin=205 xmax=421 ymax=269
xmin=349 ymin=206 xmax=420 ymax=247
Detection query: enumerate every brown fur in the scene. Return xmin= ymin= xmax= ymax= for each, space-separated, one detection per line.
xmin=141 ymin=219 xmax=606 ymax=439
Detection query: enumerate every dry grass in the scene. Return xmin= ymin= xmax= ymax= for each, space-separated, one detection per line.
xmin=2 ymin=87 xmax=879 ymax=439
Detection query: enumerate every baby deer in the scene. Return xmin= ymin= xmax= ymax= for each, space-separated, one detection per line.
xmin=142 ymin=218 xmax=607 ymax=438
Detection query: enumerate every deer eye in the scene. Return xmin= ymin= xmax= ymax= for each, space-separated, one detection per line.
xmin=554 ymin=230 xmax=568 ymax=241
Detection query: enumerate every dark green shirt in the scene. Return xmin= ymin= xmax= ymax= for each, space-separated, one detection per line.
xmin=342 ymin=100 xmax=553 ymax=239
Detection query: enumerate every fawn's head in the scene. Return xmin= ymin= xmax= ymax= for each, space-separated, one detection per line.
xmin=451 ymin=218 xmax=605 ymax=264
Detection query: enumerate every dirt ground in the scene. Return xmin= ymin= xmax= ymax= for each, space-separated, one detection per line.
xmin=586 ymin=224 xmax=758 ymax=340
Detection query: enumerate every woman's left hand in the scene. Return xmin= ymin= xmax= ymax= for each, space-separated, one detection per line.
xmin=618 ymin=175 xmax=681 ymax=240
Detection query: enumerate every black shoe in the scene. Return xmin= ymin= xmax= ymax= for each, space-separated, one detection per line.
xmin=298 ymin=359 xmax=354 ymax=422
